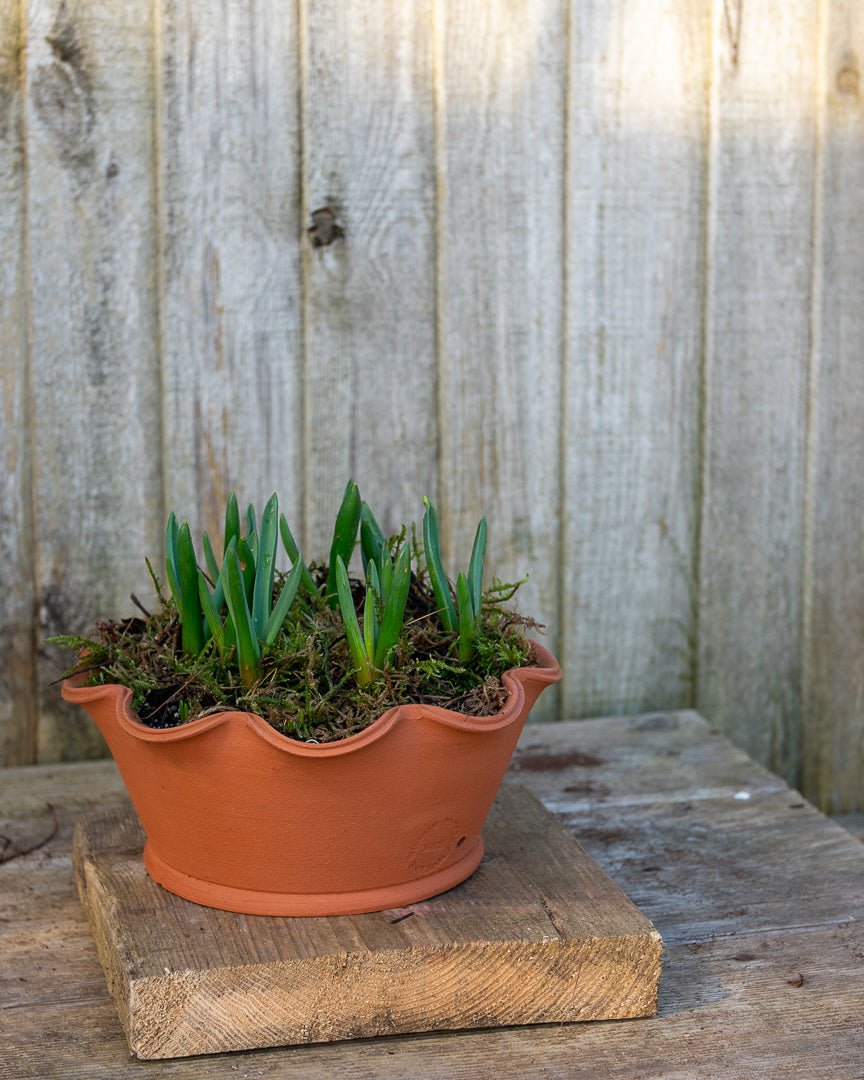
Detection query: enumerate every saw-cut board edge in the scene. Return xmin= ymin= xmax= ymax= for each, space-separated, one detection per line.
xmin=73 ymin=784 xmax=661 ymax=1059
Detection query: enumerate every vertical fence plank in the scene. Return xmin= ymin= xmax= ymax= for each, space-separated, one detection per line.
xmin=301 ymin=0 xmax=437 ymax=552
xmin=562 ymin=0 xmax=708 ymax=720
xmin=802 ymin=1 xmax=864 ymax=812
xmin=697 ymin=0 xmax=818 ymax=783
xmin=160 ymin=0 xmax=304 ymax=544
xmin=436 ymin=0 xmax=566 ymax=720
xmin=25 ymin=0 xmax=162 ymax=761
xmin=0 ymin=2 xmax=37 ymax=765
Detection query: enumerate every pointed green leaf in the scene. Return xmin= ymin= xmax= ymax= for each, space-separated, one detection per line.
xmin=224 ymin=548 xmax=260 ymax=687
xmin=177 ymin=522 xmax=204 ymax=657
xmin=165 ymin=556 xmax=182 ymax=614
xmin=374 ymin=541 xmax=411 ymax=669
xmin=360 ymin=502 xmax=385 ymax=572
xmin=379 ymin=547 xmax=393 ymax=602
xmin=164 ymin=512 xmax=181 ymax=608
xmin=262 ymin=559 xmax=303 ymax=647
xmin=202 ymin=531 xmax=220 ymax=583
xmin=423 ymin=496 xmax=456 ymax=632
xmin=224 ymin=493 xmax=240 ymax=556
xmin=326 ymin=479 xmax=361 ymax=607
xmin=245 ymin=503 xmax=257 ymax=538
xmin=335 ymin=555 xmax=372 ymax=686
xmin=252 ymin=494 xmax=279 ymax=636
xmin=237 ymin=537 xmax=257 ymax=604
xmin=210 ymin=535 xmax=236 ymax=612
xmin=363 ymin=560 xmax=381 ymax=659
xmin=198 ymin=571 xmax=228 ymax=658
xmin=456 ymin=571 xmax=475 ymax=662
xmin=467 ymin=517 xmax=487 ymax=619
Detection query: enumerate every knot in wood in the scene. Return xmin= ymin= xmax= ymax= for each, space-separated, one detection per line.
xmin=308 ymin=208 xmax=344 ymax=248
xmin=836 ymin=64 xmax=860 ymax=97
xmin=32 ymin=25 xmax=95 ymax=167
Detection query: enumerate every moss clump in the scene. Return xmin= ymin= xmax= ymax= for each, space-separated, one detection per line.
xmin=53 ymin=566 xmax=539 ymax=742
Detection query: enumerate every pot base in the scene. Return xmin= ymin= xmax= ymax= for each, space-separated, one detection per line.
xmin=142 ymin=837 xmax=486 ymax=917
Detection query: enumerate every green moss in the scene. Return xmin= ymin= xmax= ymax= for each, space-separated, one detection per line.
xmin=51 ymin=566 xmax=537 ymax=743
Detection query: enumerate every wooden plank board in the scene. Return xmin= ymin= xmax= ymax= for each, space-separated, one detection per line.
xmin=24 ymin=0 xmax=162 ymax=760
xmin=72 ymin=784 xmax=661 ymax=1058
xmin=4 ymin=925 xmax=864 ymax=1080
xmin=159 ymin=0 xmax=304 ymax=543
xmin=562 ymin=0 xmax=708 ymax=721
xmin=435 ymin=0 xmax=566 ymax=722
xmin=300 ymin=0 xmax=437 ymax=554
xmin=12 ymin=925 xmax=864 ymax=1080
xmin=801 ymin=2 xmax=864 ymax=813
xmin=0 ymin=0 xmax=37 ymax=767
xmin=697 ymin=0 xmax=819 ymax=784
xmin=833 ymin=812 xmax=864 ymax=844
xmin=4 ymin=714 xmax=864 ymax=1077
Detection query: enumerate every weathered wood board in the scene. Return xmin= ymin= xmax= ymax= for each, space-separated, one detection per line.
xmin=72 ymin=783 xmax=661 ymax=1059
xmin=4 ymin=0 xmax=864 ymax=815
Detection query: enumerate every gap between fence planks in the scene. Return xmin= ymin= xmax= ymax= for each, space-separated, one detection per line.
xmin=72 ymin=783 xmax=661 ymax=1059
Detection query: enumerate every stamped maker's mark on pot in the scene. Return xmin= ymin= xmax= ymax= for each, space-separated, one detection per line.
xmin=408 ymin=819 xmax=464 ymax=874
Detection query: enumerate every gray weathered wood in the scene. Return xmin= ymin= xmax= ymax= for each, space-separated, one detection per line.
xmin=25 ymin=0 xmax=163 ymax=761
xmin=1 ymin=1 xmax=863 ymax=812
xmin=801 ymin=2 xmax=864 ymax=813
xmin=72 ymin=785 xmax=660 ymax=1058
xmin=0 ymin=0 xmax=37 ymax=767
xmin=159 ymin=0 xmax=304 ymax=543
xmin=562 ymin=0 xmax=708 ymax=720
xmin=435 ymin=0 xmax=566 ymax=722
xmin=833 ymin=812 xmax=864 ymax=843
xmin=697 ymin=0 xmax=819 ymax=784
xmin=300 ymin=0 xmax=438 ymax=555
xmin=3 ymin=713 xmax=864 ymax=1077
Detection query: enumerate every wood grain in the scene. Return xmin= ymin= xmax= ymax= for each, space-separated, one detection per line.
xmin=801 ymin=2 xmax=864 ymax=813
xmin=3 ymin=713 xmax=864 ymax=1077
xmin=697 ymin=0 xmax=819 ymax=784
xmin=159 ymin=0 xmax=304 ymax=543
xmin=0 ymin=0 xmax=37 ymax=767
xmin=301 ymin=0 xmax=437 ymax=555
xmin=435 ymin=0 xmax=566 ymax=722
xmin=25 ymin=0 xmax=162 ymax=761
xmin=72 ymin=784 xmax=660 ymax=1058
xmin=0 ymin=1 xmax=862 ymax=814
xmin=562 ymin=0 xmax=708 ymax=720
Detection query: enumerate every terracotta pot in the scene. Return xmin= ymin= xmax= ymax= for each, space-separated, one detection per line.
xmin=63 ymin=641 xmax=561 ymax=916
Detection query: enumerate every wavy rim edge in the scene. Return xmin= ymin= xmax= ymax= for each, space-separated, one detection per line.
xmin=62 ymin=639 xmax=562 ymax=757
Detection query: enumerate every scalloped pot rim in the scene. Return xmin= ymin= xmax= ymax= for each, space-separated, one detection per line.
xmin=62 ymin=639 xmax=562 ymax=757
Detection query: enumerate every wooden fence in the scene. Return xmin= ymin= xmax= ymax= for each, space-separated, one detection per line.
xmin=1 ymin=0 xmax=862 ymax=812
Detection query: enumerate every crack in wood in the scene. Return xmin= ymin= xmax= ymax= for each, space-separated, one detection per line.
xmin=541 ymin=897 xmax=567 ymax=939
xmin=0 ymin=804 xmax=58 ymax=864
xmin=722 ymin=0 xmax=743 ymax=67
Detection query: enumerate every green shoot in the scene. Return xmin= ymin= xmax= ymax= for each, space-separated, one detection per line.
xmin=360 ymin=501 xmax=386 ymax=574
xmin=423 ymin=500 xmax=487 ymax=661
xmin=224 ymin=548 xmax=261 ymax=688
xmin=225 ymin=493 xmax=241 ymax=552
xmin=334 ymin=540 xmax=412 ymax=685
xmin=335 ymin=555 xmax=372 ymax=686
xmin=422 ymin=497 xmax=457 ymax=631
xmin=326 ymin=478 xmax=361 ymax=607
xmin=456 ymin=572 xmax=474 ymax=661
xmin=374 ymin=541 xmax=411 ymax=669
xmin=198 ymin=494 xmax=307 ymax=686
xmin=252 ymin=494 xmax=279 ymax=636
xmin=165 ymin=515 xmax=206 ymax=658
